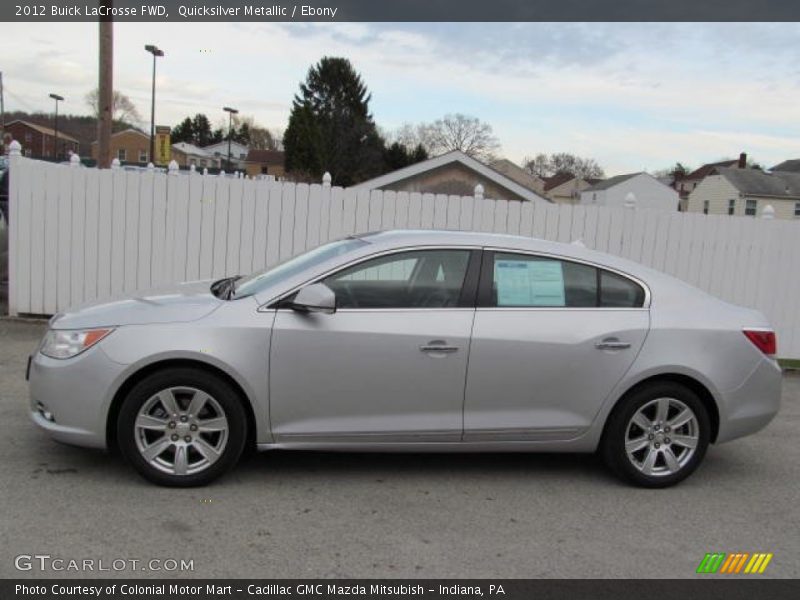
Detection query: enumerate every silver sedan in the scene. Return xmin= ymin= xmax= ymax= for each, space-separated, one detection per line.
xmin=28 ymin=230 xmax=781 ymax=487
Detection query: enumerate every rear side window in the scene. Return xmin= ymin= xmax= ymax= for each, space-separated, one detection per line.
xmin=599 ymin=270 xmax=645 ymax=307
xmin=488 ymin=252 xmax=645 ymax=308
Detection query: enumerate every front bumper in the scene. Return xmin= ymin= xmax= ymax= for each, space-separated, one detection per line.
xmin=716 ymin=356 xmax=782 ymax=444
xmin=28 ymin=345 xmax=127 ymax=449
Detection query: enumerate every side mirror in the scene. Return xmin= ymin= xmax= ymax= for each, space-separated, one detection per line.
xmin=290 ymin=283 xmax=336 ymax=314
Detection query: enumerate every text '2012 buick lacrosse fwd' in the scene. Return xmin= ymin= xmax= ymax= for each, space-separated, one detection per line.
xmin=28 ymin=230 xmax=781 ymax=487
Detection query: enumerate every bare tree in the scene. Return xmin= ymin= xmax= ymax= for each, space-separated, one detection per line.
xmin=523 ymin=152 xmax=605 ymax=179
xmin=393 ymin=114 xmax=500 ymax=162
xmin=85 ymin=89 xmax=142 ymax=125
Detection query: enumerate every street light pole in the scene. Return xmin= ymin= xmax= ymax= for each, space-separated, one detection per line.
xmin=144 ymin=44 xmax=164 ymax=164
xmin=223 ymin=106 xmax=239 ymax=172
xmin=49 ymin=93 xmax=64 ymax=160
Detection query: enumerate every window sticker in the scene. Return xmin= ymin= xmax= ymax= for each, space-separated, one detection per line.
xmin=495 ymin=259 xmax=566 ymax=306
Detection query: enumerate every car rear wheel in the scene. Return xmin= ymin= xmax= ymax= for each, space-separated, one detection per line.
xmin=602 ymin=382 xmax=710 ymax=488
xmin=117 ymin=368 xmax=247 ymax=486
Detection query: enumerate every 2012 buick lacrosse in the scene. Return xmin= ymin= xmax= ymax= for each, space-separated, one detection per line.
xmin=28 ymin=230 xmax=781 ymax=487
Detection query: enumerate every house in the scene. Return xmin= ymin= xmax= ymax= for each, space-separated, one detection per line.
xmin=5 ymin=120 xmax=80 ymax=160
xmin=673 ymin=153 xmax=748 ymax=209
xmin=171 ymin=142 xmax=221 ymax=170
xmin=687 ymin=167 xmax=800 ymax=220
xmin=203 ymin=140 xmax=249 ymax=170
xmin=541 ymin=173 xmax=601 ymax=204
xmin=244 ymin=149 xmax=286 ymax=179
xmin=580 ymin=172 xmax=679 ymax=210
xmin=489 ymin=159 xmax=545 ymax=195
xmin=770 ymin=159 xmax=800 ymax=173
xmin=91 ymin=129 xmax=150 ymax=164
xmin=348 ymin=150 xmax=550 ymax=203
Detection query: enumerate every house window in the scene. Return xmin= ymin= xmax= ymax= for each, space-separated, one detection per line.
xmin=261 ymin=166 xmax=269 ymax=175
xmin=139 ymin=150 xmax=148 ymax=163
xmin=117 ymin=149 xmax=127 ymax=161
xmin=745 ymin=199 xmax=757 ymax=216
xmin=703 ymin=200 xmax=709 ymax=215
xmin=794 ymin=201 xmax=800 ymax=218
xmin=25 ymin=132 xmax=33 ymax=143
xmin=728 ymin=199 xmax=736 ymax=215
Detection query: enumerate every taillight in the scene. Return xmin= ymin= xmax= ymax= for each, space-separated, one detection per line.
xmin=743 ymin=329 xmax=776 ymax=356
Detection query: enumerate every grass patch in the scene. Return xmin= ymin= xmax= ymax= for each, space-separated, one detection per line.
xmin=778 ymin=358 xmax=800 ymax=371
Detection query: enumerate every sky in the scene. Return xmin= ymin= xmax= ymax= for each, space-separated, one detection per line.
xmin=2 ymin=21 xmax=800 ymax=175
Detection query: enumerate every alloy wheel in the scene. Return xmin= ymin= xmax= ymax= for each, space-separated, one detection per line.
xmin=624 ymin=397 xmax=700 ymax=477
xmin=134 ymin=387 xmax=229 ymax=476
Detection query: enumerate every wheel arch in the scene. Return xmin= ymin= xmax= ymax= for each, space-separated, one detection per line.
xmin=603 ymin=373 xmax=720 ymax=444
xmin=106 ymin=358 xmax=257 ymax=452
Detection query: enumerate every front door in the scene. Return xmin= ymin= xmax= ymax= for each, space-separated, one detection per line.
xmin=269 ymin=248 xmax=479 ymax=443
xmin=464 ymin=250 xmax=649 ymax=441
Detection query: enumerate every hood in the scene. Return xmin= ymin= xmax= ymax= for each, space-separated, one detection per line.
xmin=50 ymin=280 xmax=224 ymax=329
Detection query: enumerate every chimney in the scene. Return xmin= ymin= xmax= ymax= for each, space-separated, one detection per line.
xmin=738 ymin=152 xmax=747 ymax=169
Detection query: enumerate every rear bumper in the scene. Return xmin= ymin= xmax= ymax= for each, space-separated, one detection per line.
xmin=716 ymin=356 xmax=782 ymax=443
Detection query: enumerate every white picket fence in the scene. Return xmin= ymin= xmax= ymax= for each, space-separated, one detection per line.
xmin=7 ymin=150 xmax=800 ymax=358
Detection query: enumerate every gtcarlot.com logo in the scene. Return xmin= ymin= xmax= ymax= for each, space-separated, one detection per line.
xmin=696 ymin=552 xmax=773 ymax=574
xmin=14 ymin=554 xmax=194 ymax=572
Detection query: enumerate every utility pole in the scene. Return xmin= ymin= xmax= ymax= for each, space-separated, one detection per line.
xmin=223 ymin=106 xmax=239 ymax=172
xmin=49 ymin=93 xmax=64 ymax=160
xmin=97 ymin=5 xmax=114 ymax=168
xmin=144 ymin=45 xmax=164 ymax=165
xmin=1 ymin=71 xmax=5 ymax=154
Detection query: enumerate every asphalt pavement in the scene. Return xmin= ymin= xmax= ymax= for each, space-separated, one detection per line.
xmin=1 ymin=318 xmax=798 ymax=579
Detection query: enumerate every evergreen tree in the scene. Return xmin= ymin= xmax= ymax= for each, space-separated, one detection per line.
xmin=171 ymin=117 xmax=194 ymax=144
xmin=283 ymin=57 xmax=385 ymax=186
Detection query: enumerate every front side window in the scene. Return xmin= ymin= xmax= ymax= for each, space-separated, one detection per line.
xmin=728 ymin=199 xmax=736 ymax=215
xmin=118 ymin=148 xmax=127 ymax=161
xmin=745 ymin=199 xmax=757 ymax=216
xmin=324 ymin=250 xmax=472 ymax=309
xmin=703 ymin=200 xmax=709 ymax=215
xmin=487 ymin=252 xmax=644 ymax=308
xmin=795 ymin=202 xmax=800 ymax=218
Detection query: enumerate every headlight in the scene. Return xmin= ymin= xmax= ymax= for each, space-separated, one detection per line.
xmin=40 ymin=328 xmax=114 ymax=359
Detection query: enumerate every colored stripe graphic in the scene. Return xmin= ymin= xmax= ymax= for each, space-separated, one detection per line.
xmin=698 ymin=552 xmax=773 ymax=574
xmin=697 ymin=553 xmax=726 ymax=573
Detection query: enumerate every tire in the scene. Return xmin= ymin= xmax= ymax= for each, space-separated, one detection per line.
xmin=117 ymin=367 xmax=247 ymax=487
xmin=601 ymin=381 xmax=710 ymax=488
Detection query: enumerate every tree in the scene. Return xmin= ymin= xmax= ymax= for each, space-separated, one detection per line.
xmin=171 ymin=117 xmax=194 ymax=144
xmin=383 ymin=142 xmax=429 ymax=172
xmin=393 ymin=115 xmax=499 ymax=162
xmin=171 ymin=113 xmax=219 ymax=146
xmin=652 ymin=162 xmax=691 ymax=179
xmin=283 ymin=57 xmax=385 ymax=185
xmin=522 ymin=152 xmax=605 ymax=179
xmin=85 ymin=89 xmax=141 ymax=125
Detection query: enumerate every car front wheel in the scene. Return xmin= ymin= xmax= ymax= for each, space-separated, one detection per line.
xmin=602 ymin=382 xmax=710 ymax=488
xmin=117 ymin=368 xmax=247 ymax=486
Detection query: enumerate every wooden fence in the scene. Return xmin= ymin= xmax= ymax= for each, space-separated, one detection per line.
xmin=8 ymin=151 xmax=800 ymax=358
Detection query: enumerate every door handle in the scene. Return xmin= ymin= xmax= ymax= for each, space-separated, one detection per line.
xmin=420 ymin=341 xmax=459 ymax=354
xmin=595 ymin=340 xmax=631 ymax=350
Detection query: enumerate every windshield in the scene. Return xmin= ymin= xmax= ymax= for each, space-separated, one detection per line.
xmin=233 ymin=237 xmax=368 ymax=298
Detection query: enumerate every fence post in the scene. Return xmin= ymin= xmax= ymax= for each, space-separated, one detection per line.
xmin=203 ymin=167 xmax=208 ymax=176
xmin=6 ymin=141 xmax=21 ymax=316
xmin=70 ymin=153 xmax=81 ymax=167
xmin=111 ymin=158 xmax=121 ymax=170
xmin=8 ymin=139 xmax=21 ymax=157
xmin=147 ymin=162 xmax=155 ymax=172
xmin=168 ymin=160 xmax=179 ymax=175
xmin=474 ymin=183 xmax=484 ymax=201
xmin=322 ymin=172 xmax=332 ymax=188
xmin=624 ymin=192 xmax=637 ymax=209
xmin=219 ymin=169 xmax=226 ymax=178
xmin=761 ymin=204 xmax=775 ymax=219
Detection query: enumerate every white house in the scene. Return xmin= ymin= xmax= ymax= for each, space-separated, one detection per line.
xmin=170 ymin=142 xmax=221 ymax=169
xmin=580 ymin=172 xmax=679 ymax=211
xmin=203 ymin=140 xmax=249 ymax=169
xmin=687 ymin=167 xmax=800 ymax=220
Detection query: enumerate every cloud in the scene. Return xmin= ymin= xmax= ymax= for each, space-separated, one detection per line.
xmin=1 ymin=22 xmax=798 ymax=173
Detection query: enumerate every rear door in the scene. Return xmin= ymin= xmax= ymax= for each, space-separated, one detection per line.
xmin=463 ymin=250 xmax=649 ymax=441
